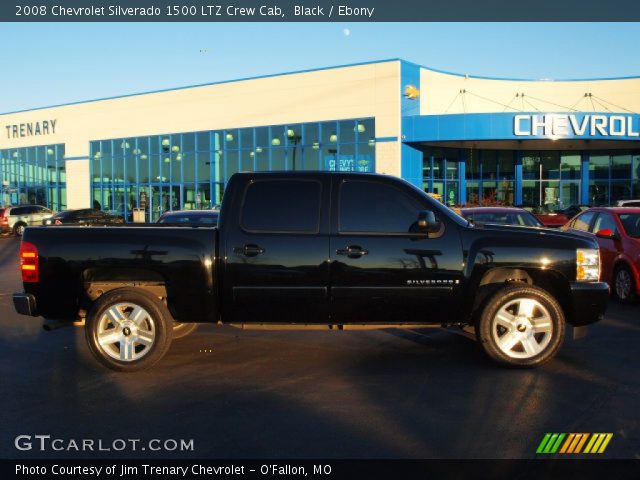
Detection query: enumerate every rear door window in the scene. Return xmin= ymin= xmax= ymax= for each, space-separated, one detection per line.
xmin=241 ymin=179 xmax=321 ymax=233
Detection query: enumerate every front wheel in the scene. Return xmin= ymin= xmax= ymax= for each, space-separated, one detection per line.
xmin=613 ymin=265 xmax=637 ymax=304
xmin=476 ymin=285 xmax=565 ymax=367
xmin=85 ymin=288 xmax=173 ymax=371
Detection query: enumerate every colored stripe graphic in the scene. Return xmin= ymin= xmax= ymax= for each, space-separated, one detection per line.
xmin=538 ymin=433 xmax=613 ymax=454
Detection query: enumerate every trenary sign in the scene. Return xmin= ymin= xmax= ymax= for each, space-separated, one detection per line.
xmin=514 ymin=114 xmax=640 ymax=138
xmin=5 ymin=119 xmax=57 ymax=139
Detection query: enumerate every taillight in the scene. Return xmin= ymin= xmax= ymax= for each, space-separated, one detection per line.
xmin=0 ymin=211 xmax=7 ymax=225
xmin=54 ymin=219 xmax=62 ymax=225
xmin=20 ymin=241 xmax=39 ymax=283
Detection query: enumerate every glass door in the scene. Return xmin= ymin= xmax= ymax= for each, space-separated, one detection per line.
xmin=559 ymin=180 xmax=580 ymax=207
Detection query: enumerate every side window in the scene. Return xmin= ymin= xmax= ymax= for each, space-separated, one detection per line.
xmin=573 ymin=211 xmax=595 ymax=232
xmin=592 ymin=213 xmax=618 ymax=235
xmin=11 ymin=207 xmax=25 ymax=216
xmin=241 ymin=179 xmax=321 ymax=233
xmin=339 ymin=180 xmax=424 ymax=234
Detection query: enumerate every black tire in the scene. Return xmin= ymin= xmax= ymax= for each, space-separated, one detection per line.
xmin=85 ymin=288 xmax=173 ymax=372
xmin=476 ymin=285 xmax=565 ymax=368
xmin=13 ymin=222 xmax=26 ymax=236
xmin=172 ymin=322 xmax=199 ymax=339
xmin=612 ymin=265 xmax=637 ymax=304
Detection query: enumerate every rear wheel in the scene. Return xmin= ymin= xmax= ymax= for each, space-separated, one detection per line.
xmin=173 ymin=322 xmax=199 ymax=339
xmin=613 ymin=265 xmax=637 ymax=304
xmin=476 ymin=285 xmax=565 ymax=367
xmin=85 ymin=288 xmax=173 ymax=371
xmin=13 ymin=222 xmax=26 ymax=236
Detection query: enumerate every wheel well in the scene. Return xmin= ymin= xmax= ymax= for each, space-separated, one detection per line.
xmin=473 ymin=267 xmax=572 ymax=324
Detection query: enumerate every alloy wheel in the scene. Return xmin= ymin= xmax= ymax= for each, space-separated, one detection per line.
xmin=491 ymin=297 xmax=553 ymax=359
xmin=96 ymin=302 xmax=156 ymax=362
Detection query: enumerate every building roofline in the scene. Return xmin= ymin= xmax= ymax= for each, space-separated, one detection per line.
xmin=0 ymin=58 xmax=404 ymax=116
xmin=3 ymin=57 xmax=640 ymax=116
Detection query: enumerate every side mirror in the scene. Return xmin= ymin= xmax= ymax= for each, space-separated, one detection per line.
xmin=418 ymin=210 xmax=441 ymax=233
xmin=595 ymin=228 xmax=616 ymax=239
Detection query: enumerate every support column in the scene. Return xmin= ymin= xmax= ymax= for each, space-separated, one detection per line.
xmin=515 ymin=150 xmax=523 ymax=205
xmin=580 ymin=151 xmax=590 ymax=205
xmin=458 ymin=149 xmax=467 ymax=205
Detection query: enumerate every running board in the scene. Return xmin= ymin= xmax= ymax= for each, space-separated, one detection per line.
xmin=227 ymin=323 xmax=442 ymax=331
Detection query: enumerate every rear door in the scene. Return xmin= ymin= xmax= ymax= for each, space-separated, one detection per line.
xmin=223 ymin=175 xmax=331 ymax=324
xmin=329 ymin=176 xmax=465 ymax=325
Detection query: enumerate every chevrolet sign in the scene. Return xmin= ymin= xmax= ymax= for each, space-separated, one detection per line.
xmin=514 ymin=114 xmax=640 ymax=137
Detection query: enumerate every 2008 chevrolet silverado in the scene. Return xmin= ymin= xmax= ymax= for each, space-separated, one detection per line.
xmin=13 ymin=172 xmax=609 ymax=371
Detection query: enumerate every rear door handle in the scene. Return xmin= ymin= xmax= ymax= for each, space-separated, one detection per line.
xmin=336 ymin=245 xmax=369 ymax=259
xmin=235 ymin=244 xmax=265 ymax=257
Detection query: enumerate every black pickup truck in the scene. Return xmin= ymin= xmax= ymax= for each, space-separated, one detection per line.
xmin=13 ymin=172 xmax=609 ymax=371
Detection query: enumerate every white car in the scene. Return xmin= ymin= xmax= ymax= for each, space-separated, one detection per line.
xmin=616 ymin=199 xmax=640 ymax=207
xmin=0 ymin=205 xmax=54 ymax=236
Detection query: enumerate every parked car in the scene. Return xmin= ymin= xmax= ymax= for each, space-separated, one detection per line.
xmin=14 ymin=172 xmax=608 ymax=371
xmin=460 ymin=207 xmax=543 ymax=227
xmin=519 ymin=205 xmax=570 ymax=228
xmin=562 ymin=207 xmax=640 ymax=303
xmin=555 ymin=204 xmax=591 ymax=220
xmin=43 ymin=209 xmax=124 ymax=226
xmin=157 ymin=209 xmax=219 ymax=225
xmin=0 ymin=205 xmax=54 ymax=236
xmin=616 ymin=199 xmax=640 ymax=207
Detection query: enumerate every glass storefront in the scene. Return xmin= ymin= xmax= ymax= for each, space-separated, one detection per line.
xmin=422 ymin=147 xmax=640 ymax=207
xmin=90 ymin=118 xmax=375 ymax=221
xmin=0 ymin=144 xmax=66 ymax=210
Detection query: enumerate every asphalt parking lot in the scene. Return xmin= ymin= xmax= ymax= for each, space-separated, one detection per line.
xmin=0 ymin=234 xmax=638 ymax=460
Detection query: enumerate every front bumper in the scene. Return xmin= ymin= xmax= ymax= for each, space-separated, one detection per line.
xmin=567 ymin=282 xmax=609 ymax=326
xmin=13 ymin=292 xmax=38 ymax=317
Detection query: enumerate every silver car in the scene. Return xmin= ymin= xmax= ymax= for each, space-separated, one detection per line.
xmin=0 ymin=205 xmax=54 ymax=236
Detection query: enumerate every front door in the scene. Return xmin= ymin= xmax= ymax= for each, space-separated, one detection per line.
xmin=329 ymin=176 xmax=465 ymax=325
xmin=223 ymin=175 xmax=331 ymax=324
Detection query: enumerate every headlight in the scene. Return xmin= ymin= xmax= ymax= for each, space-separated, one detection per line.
xmin=576 ymin=248 xmax=600 ymax=281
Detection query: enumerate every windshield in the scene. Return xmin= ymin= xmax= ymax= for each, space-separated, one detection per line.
xmin=619 ymin=213 xmax=640 ymax=238
xmin=464 ymin=212 xmax=542 ymax=227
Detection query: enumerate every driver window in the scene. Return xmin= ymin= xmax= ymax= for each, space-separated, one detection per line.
xmin=592 ymin=213 xmax=617 ymax=235
xmin=339 ymin=180 xmax=427 ymax=234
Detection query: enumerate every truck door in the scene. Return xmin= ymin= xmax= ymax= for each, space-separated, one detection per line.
xmin=223 ymin=175 xmax=331 ymax=324
xmin=329 ymin=176 xmax=464 ymax=325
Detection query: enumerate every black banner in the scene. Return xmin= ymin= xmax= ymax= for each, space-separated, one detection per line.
xmin=3 ymin=459 xmax=640 ymax=480
xmin=3 ymin=0 xmax=640 ymax=22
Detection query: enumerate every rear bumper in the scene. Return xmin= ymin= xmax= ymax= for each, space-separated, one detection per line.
xmin=13 ymin=292 xmax=38 ymax=317
xmin=567 ymin=282 xmax=609 ymax=326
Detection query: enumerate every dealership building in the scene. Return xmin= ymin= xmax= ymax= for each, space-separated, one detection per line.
xmin=1 ymin=59 xmax=639 ymax=220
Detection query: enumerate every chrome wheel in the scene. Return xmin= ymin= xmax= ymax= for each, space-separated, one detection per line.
xmin=96 ymin=303 xmax=156 ymax=362
xmin=491 ymin=297 xmax=553 ymax=359
xmin=615 ymin=268 xmax=632 ymax=301
xmin=15 ymin=224 xmax=25 ymax=236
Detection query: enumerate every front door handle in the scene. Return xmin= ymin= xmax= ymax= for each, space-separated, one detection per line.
xmin=235 ymin=244 xmax=265 ymax=257
xmin=336 ymin=245 xmax=369 ymax=259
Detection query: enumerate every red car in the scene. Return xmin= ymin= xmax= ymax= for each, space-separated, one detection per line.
xmin=562 ymin=207 xmax=640 ymax=303
xmin=460 ymin=206 xmax=543 ymax=227
xmin=520 ymin=205 xmax=570 ymax=228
